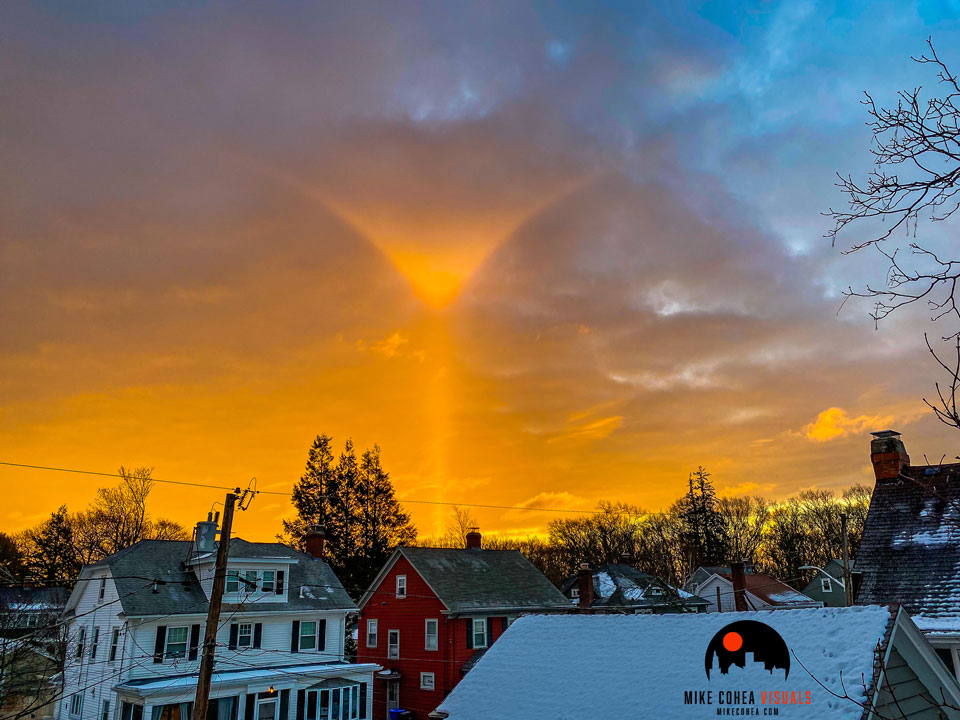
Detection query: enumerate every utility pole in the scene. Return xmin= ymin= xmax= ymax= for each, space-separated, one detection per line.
xmin=193 ymin=490 xmax=239 ymax=720
xmin=841 ymin=512 xmax=854 ymax=607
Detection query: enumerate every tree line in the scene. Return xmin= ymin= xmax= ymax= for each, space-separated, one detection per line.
xmin=417 ymin=467 xmax=871 ymax=591
xmin=0 ymin=468 xmax=187 ymax=585
xmin=0 ymin=442 xmax=872 ymax=601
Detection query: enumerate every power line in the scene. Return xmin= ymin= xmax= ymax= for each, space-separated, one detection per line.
xmin=0 ymin=460 xmax=596 ymax=514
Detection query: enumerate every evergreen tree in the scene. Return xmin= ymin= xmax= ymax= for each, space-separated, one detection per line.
xmin=676 ymin=466 xmax=729 ymax=568
xmin=19 ymin=506 xmax=81 ymax=585
xmin=282 ymin=435 xmax=336 ymax=546
xmin=282 ymin=436 xmax=416 ymax=594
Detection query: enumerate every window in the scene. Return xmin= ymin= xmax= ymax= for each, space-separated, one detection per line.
xmin=101 ymin=699 xmax=111 ymax=720
xmin=299 ymin=620 xmax=318 ymax=651
xmin=420 ymin=672 xmax=435 ymax=691
xmin=238 ymin=623 xmax=253 ymax=648
xmin=366 ymin=619 xmax=377 ymax=648
xmin=109 ymin=627 xmax=120 ymax=661
xmin=472 ymin=619 xmax=487 ymax=648
xmin=69 ymin=694 xmax=83 ymax=718
xmin=90 ymin=626 xmax=100 ymax=659
xmin=821 ymin=578 xmax=832 ymax=593
xmin=226 ymin=570 xmax=239 ymax=593
xmin=387 ymin=630 xmax=399 ymax=659
xmin=395 ymin=575 xmax=406 ymax=598
xmin=165 ymin=626 xmax=189 ymax=659
xmin=261 ymin=570 xmax=275 ymax=593
xmin=387 ymin=682 xmax=399 ymax=703
xmin=424 ymin=619 xmax=438 ymax=651
xmin=936 ymin=647 xmax=959 ymax=680
xmin=98 ymin=577 xmax=107 ymax=601
xmin=571 ymin=587 xmax=579 ymax=598
xmin=244 ymin=570 xmax=258 ymax=594
xmin=75 ymin=627 xmax=86 ymax=659
xmin=120 ymin=701 xmax=143 ymax=720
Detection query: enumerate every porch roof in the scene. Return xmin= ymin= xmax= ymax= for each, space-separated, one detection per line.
xmin=115 ymin=661 xmax=380 ymax=696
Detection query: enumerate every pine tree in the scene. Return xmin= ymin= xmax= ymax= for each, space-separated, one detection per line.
xmin=282 ymin=435 xmax=336 ymax=547
xmin=19 ymin=506 xmax=81 ymax=585
xmin=677 ymin=466 xmax=729 ymax=568
xmin=282 ymin=436 xmax=416 ymax=594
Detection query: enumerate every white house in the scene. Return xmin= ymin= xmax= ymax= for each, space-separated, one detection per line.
xmin=55 ymin=529 xmax=377 ymax=720
xmin=431 ymin=606 xmax=960 ymax=720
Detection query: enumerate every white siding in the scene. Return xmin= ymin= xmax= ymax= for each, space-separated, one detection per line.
xmin=693 ymin=576 xmax=770 ymax=613
xmin=57 ymin=563 xmax=365 ymax=720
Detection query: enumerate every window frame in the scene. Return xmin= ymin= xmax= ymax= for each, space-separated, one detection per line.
xmin=90 ymin=626 xmax=100 ymax=659
xmin=164 ymin=626 xmax=189 ymax=659
xmin=226 ymin=570 xmax=239 ymax=594
xmin=420 ymin=672 xmax=435 ymax=691
xmin=387 ymin=629 xmax=400 ymax=659
xmin=98 ymin=577 xmax=107 ymax=601
xmin=69 ymin=694 xmax=83 ymax=718
xmin=424 ymin=619 xmax=438 ymax=651
xmin=261 ymin=570 xmax=275 ymax=593
xmin=366 ymin=619 xmax=378 ymax=648
xmin=75 ymin=627 xmax=86 ymax=659
xmin=299 ymin=620 xmax=318 ymax=651
xmin=395 ymin=575 xmax=407 ymax=599
xmin=237 ymin=622 xmax=253 ymax=648
xmin=821 ymin=578 xmax=832 ymax=593
xmin=109 ymin=627 xmax=120 ymax=661
xmin=472 ymin=618 xmax=487 ymax=649
xmin=101 ymin=699 xmax=111 ymax=720
xmin=244 ymin=570 xmax=258 ymax=595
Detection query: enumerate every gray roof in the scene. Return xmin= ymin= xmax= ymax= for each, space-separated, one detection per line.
xmin=856 ymin=464 xmax=960 ymax=620
xmin=562 ymin=564 xmax=709 ymax=611
xmin=0 ymin=586 xmax=69 ymax=612
xmin=397 ymin=547 xmax=570 ymax=613
xmin=85 ymin=538 xmax=355 ymax=617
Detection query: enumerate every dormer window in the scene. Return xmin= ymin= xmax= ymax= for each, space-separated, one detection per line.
xmin=243 ymin=570 xmax=258 ymax=593
xmin=226 ymin=571 xmax=239 ymax=594
xmin=261 ymin=570 xmax=275 ymax=593
xmin=396 ymin=575 xmax=407 ymax=598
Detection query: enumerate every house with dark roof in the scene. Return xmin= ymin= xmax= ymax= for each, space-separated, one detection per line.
xmin=55 ymin=525 xmax=378 ymax=720
xmin=857 ymin=430 xmax=960 ymax=682
xmin=356 ymin=530 xmax=570 ymax=719
xmin=683 ymin=564 xmax=821 ymax=612
xmin=430 ymin=606 xmax=960 ymax=720
xmin=561 ymin=563 xmax=709 ymax=614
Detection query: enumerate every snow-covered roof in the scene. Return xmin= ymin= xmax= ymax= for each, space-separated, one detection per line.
xmin=561 ymin=564 xmax=708 ymax=611
xmin=436 ymin=607 xmax=902 ymax=720
xmin=857 ymin=463 xmax=960 ymax=622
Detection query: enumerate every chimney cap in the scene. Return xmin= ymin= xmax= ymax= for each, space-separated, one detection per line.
xmin=579 ymin=562 xmax=591 ymax=571
xmin=871 ymin=430 xmax=901 ymax=439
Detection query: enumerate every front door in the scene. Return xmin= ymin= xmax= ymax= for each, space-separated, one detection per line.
xmin=257 ymin=699 xmax=278 ymax=720
xmin=385 ymin=681 xmax=399 ymax=719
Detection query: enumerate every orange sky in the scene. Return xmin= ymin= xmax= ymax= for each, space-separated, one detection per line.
xmin=2 ymin=2 xmax=958 ymax=542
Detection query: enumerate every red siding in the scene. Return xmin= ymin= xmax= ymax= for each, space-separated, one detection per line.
xmin=358 ymin=555 xmax=510 ymax=720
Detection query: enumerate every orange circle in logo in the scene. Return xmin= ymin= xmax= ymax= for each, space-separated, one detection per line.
xmin=722 ymin=631 xmax=743 ymax=652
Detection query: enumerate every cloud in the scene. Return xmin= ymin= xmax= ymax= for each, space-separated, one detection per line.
xmin=803 ymin=408 xmax=895 ymax=443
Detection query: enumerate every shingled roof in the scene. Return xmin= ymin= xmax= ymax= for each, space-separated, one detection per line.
xmin=561 ymin=563 xmax=709 ymax=612
xmin=72 ymin=538 xmax=355 ymax=618
xmin=360 ymin=546 xmax=570 ymax=614
xmin=856 ymin=436 xmax=960 ymax=632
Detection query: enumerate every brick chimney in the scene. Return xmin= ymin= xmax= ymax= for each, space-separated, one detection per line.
xmin=577 ymin=563 xmax=594 ymax=610
xmin=870 ymin=430 xmax=910 ymax=481
xmin=465 ymin=528 xmax=482 ymax=550
xmin=731 ymin=561 xmax=748 ymax=612
xmin=304 ymin=525 xmax=326 ymax=558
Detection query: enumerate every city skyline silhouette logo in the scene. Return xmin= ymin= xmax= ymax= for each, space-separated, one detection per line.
xmin=704 ymin=620 xmax=790 ymax=680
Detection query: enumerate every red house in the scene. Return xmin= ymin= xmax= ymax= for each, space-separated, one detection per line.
xmin=356 ymin=531 xmax=569 ymax=719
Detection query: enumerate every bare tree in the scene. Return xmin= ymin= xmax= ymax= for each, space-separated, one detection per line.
xmin=827 ymin=38 xmax=960 ymax=430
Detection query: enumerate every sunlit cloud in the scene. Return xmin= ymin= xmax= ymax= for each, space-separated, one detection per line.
xmin=803 ymin=407 xmax=895 ymax=443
